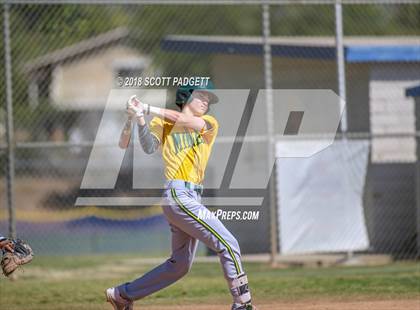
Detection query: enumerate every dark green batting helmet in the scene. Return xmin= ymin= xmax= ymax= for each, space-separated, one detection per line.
xmin=175 ymin=80 xmax=219 ymax=110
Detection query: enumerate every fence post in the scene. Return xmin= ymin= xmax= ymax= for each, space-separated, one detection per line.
xmin=335 ymin=0 xmax=354 ymax=261
xmin=262 ymin=4 xmax=278 ymax=266
xmin=416 ymin=101 xmax=420 ymax=258
xmin=335 ymin=0 xmax=347 ymax=133
xmin=3 ymin=3 xmax=16 ymax=239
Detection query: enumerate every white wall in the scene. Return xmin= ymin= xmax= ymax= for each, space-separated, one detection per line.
xmin=370 ymin=64 xmax=420 ymax=163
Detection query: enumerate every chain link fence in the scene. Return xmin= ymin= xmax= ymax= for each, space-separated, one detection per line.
xmin=0 ymin=1 xmax=419 ymax=259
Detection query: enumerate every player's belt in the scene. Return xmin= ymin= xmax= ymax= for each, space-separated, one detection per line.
xmin=165 ymin=180 xmax=203 ymax=195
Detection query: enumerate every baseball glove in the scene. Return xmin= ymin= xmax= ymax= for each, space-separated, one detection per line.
xmin=1 ymin=239 xmax=34 ymax=277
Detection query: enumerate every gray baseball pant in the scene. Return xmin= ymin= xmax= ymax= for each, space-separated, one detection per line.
xmin=117 ymin=181 xmax=247 ymax=303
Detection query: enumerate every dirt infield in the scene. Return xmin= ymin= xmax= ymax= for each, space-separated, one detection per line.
xmin=143 ymin=299 xmax=419 ymax=310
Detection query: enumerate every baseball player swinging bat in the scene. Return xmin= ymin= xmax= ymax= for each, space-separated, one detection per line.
xmin=105 ymin=82 xmax=257 ymax=310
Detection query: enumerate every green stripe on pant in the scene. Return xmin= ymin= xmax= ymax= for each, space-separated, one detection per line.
xmin=170 ymin=188 xmax=242 ymax=275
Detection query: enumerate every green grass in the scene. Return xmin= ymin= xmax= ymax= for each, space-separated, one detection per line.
xmin=0 ymin=255 xmax=419 ymax=309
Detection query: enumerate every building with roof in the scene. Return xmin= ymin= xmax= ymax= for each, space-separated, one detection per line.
xmin=163 ymin=35 xmax=420 ymax=163
xmin=22 ymin=27 xmax=160 ymax=177
xmin=24 ymin=27 xmax=153 ymax=111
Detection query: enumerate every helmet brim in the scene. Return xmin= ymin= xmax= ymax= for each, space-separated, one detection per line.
xmin=192 ymin=90 xmax=219 ymax=105
xmin=176 ymin=90 xmax=219 ymax=109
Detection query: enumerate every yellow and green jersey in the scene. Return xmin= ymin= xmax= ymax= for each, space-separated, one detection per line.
xmin=149 ymin=114 xmax=218 ymax=184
